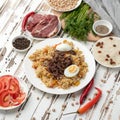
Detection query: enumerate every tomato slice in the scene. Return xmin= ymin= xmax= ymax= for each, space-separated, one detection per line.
xmin=10 ymin=76 xmax=19 ymax=85
xmin=0 ymin=90 xmax=11 ymax=107
xmin=9 ymin=78 xmax=20 ymax=94
xmin=12 ymin=92 xmax=26 ymax=106
xmin=0 ymin=75 xmax=11 ymax=90
xmin=0 ymin=82 xmax=2 ymax=88
xmin=0 ymin=81 xmax=4 ymax=93
xmin=0 ymin=75 xmax=20 ymax=94
xmin=0 ymin=82 xmax=3 ymax=90
xmin=9 ymin=83 xmax=19 ymax=94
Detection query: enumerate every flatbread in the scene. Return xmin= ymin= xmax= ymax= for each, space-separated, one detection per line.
xmin=92 ymin=36 xmax=120 ymax=68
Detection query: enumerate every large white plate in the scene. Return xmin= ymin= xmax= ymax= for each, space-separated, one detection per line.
xmin=23 ymin=12 xmax=61 ymax=41
xmin=46 ymin=0 xmax=82 ymax=12
xmin=24 ymin=38 xmax=96 ymax=94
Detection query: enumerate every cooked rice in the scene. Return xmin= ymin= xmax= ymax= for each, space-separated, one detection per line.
xmin=29 ymin=40 xmax=88 ymax=89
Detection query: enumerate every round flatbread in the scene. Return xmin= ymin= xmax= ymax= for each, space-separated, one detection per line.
xmin=92 ymin=36 xmax=120 ymax=68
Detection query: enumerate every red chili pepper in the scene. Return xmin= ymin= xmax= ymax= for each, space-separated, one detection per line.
xmin=80 ymin=78 xmax=94 ymax=104
xmin=22 ymin=11 xmax=35 ymax=31
xmin=77 ymin=87 xmax=102 ymax=114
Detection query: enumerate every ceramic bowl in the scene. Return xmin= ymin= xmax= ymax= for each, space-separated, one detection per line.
xmin=12 ymin=35 xmax=32 ymax=52
xmin=92 ymin=20 xmax=113 ymax=36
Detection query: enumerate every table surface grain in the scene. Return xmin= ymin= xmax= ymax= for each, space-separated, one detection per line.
xmin=0 ymin=0 xmax=120 ymax=120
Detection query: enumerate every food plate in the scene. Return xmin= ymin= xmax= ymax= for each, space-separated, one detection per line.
xmin=23 ymin=12 xmax=61 ymax=41
xmin=46 ymin=0 xmax=82 ymax=12
xmin=24 ymin=38 xmax=96 ymax=94
xmin=0 ymin=76 xmax=28 ymax=110
xmin=92 ymin=36 xmax=120 ymax=68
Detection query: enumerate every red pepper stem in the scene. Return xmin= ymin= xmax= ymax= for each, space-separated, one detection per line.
xmin=78 ymin=87 xmax=102 ymax=114
xmin=80 ymin=78 xmax=94 ymax=104
xmin=22 ymin=11 xmax=35 ymax=31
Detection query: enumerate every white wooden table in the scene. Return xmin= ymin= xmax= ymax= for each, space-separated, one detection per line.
xmin=0 ymin=0 xmax=120 ymax=120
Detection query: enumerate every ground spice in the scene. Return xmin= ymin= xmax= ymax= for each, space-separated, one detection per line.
xmin=95 ymin=25 xmax=109 ymax=34
xmin=13 ymin=37 xmax=30 ymax=50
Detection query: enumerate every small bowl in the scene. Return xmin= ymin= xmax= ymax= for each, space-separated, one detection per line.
xmin=12 ymin=35 xmax=32 ymax=52
xmin=92 ymin=20 xmax=113 ymax=36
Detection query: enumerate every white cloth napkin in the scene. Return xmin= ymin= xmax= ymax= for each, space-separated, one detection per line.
xmin=84 ymin=0 xmax=120 ymax=36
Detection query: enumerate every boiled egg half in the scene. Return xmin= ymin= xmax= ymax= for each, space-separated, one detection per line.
xmin=56 ymin=43 xmax=72 ymax=51
xmin=64 ymin=65 xmax=80 ymax=77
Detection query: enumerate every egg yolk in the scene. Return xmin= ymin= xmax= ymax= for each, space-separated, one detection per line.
xmin=68 ymin=65 xmax=78 ymax=73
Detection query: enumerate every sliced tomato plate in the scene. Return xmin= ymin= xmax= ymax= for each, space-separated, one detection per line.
xmin=0 ymin=75 xmax=28 ymax=110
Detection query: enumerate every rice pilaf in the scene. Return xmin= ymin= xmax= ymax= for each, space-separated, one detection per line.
xmin=29 ymin=40 xmax=88 ymax=89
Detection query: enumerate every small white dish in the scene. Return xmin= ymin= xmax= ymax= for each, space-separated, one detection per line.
xmin=92 ymin=20 xmax=113 ymax=36
xmin=12 ymin=35 xmax=32 ymax=52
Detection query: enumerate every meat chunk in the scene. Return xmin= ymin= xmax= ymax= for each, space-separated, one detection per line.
xmin=26 ymin=14 xmax=45 ymax=32
xmin=26 ymin=13 xmax=59 ymax=38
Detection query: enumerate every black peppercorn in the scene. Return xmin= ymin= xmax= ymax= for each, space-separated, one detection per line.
xmin=12 ymin=37 xmax=30 ymax=50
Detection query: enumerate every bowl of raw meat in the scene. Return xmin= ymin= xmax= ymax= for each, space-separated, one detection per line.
xmin=21 ymin=11 xmax=61 ymax=40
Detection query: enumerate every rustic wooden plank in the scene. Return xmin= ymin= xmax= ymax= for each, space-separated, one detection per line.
xmin=0 ymin=0 xmax=9 ymax=13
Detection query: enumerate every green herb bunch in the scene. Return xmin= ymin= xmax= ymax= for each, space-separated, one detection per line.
xmin=60 ymin=2 xmax=94 ymax=41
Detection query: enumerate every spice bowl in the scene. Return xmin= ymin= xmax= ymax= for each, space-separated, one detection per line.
xmin=92 ymin=20 xmax=113 ymax=37
xmin=12 ymin=35 xmax=32 ymax=52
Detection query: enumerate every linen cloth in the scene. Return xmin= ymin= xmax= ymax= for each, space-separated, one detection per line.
xmin=84 ymin=0 xmax=120 ymax=36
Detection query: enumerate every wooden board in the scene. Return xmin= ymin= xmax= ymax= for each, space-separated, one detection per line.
xmin=52 ymin=10 xmax=109 ymax=42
